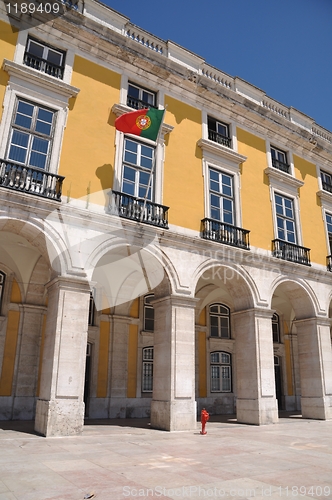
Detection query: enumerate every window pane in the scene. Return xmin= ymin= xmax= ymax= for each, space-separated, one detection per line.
xmin=46 ymin=49 xmax=62 ymax=66
xmin=8 ymin=131 xmax=29 ymax=163
xmin=35 ymin=109 xmax=53 ymax=135
xmin=28 ymin=40 xmax=44 ymax=58
xmin=217 ymin=122 xmax=228 ymax=136
xmin=128 ymin=84 xmax=140 ymax=98
xmin=211 ymin=352 xmax=220 ymax=363
xmin=142 ymin=90 xmax=154 ymax=106
xmin=221 ymin=352 xmax=230 ymax=364
xmin=220 ymin=317 xmax=230 ymax=338
xmin=29 ymin=151 xmax=47 ymax=169
xmin=15 ymin=101 xmax=34 ymax=129
xmin=211 ymin=366 xmax=220 ymax=391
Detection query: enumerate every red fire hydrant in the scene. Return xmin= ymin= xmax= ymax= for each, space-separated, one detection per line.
xmin=200 ymin=408 xmax=209 ymax=435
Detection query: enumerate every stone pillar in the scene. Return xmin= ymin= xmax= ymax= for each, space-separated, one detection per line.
xmin=295 ymin=317 xmax=332 ymax=420
xmin=34 ymin=276 xmax=90 ymax=437
xmin=233 ymin=308 xmax=278 ymax=425
xmin=13 ymin=304 xmax=46 ymax=419
xmin=150 ymin=295 xmax=197 ymax=431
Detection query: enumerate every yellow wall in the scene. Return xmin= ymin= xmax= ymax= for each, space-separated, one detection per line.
xmin=237 ymin=128 xmax=273 ymax=250
xmin=0 ymin=310 xmax=20 ymax=396
xmin=294 ymin=155 xmax=326 ymax=265
xmin=0 ymin=20 xmax=18 ymax=123
xmin=60 ymin=56 xmax=121 ymax=201
xmin=163 ymin=96 xmax=203 ymax=231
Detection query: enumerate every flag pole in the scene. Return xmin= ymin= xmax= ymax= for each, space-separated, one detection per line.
xmin=140 ymin=107 xmax=166 ymax=223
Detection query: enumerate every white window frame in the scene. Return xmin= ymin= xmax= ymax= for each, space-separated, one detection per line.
xmin=266 ymin=140 xmax=294 ymax=176
xmin=142 ymin=346 xmax=154 ymax=393
xmin=210 ymin=351 xmax=232 ymax=393
xmin=202 ymin=111 xmax=237 ymax=151
xmin=274 ymin=192 xmax=297 ymax=244
xmin=209 ymin=303 xmax=231 ymax=339
xmin=143 ymin=294 xmax=154 ymax=332
xmin=127 ymin=81 xmax=156 ymax=109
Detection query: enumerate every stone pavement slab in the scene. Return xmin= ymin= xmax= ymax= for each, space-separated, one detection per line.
xmin=0 ymin=414 xmax=331 ymax=500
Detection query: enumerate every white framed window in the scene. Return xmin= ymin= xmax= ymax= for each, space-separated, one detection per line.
xmin=209 ymin=168 xmax=234 ymax=225
xmin=270 ymin=146 xmax=289 ymax=173
xmin=272 ymin=313 xmax=280 ymax=343
xmin=321 ymin=171 xmax=332 ymax=194
xmin=274 ymin=193 xmax=297 ymax=244
xmin=207 ymin=116 xmax=231 ymax=148
xmin=142 ymin=346 xmax=153 ymax=392
xmin=6 ymin=98 xmax=55 ymax=171
xmin=210 ymin=351 xmax=232 ymax=393
xmin=127 ymin=82 xmax=156 ymax=110
xmin=122 ymin=139 xmax=155 ymax=201
xmin=143 ymin=294 xmax=154 ymax=332
xmin=24 ymin=37 xmax=65 ymax=79
xmin=209 ymin=304 xmax=230 ymax=339
xmin=0 ymin=272 xmax=5 ymax=314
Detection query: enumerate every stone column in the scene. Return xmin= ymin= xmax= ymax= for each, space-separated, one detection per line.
xmin=12 ymin=304 xmax=46 ymax=420
xmin=34 ymin=276 xmax=90 ymax=437
xmin=151 ymin=295 xmax=197 ymax=431
xmin=233 ymin=308 xmax=278 ymax=425
xmin=295 ymin=317 xmax=332 ymax=420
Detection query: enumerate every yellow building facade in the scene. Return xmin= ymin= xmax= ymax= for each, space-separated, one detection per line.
xmin=0 ymin=0 xmax=332 ymax=436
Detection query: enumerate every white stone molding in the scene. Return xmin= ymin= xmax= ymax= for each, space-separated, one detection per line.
xmin=197 ymin=138 xmax=247 ymax=165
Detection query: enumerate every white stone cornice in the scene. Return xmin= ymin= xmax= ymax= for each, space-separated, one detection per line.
xmin=2 ymin=59 xmax=80 ymax=99
xmin=111 ymin=103 xmax=173 ymax=136
xmin=317 ymin=189 xmax=332 ymax=205
xmin=264 ymin=167 xmax=304 ymax=189
xmin=197 ymin=138 xmax=247 ymax=164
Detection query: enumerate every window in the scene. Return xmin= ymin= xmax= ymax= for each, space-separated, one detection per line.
xmin=122 ymin=139 xmax=154 ymax=200
xmin=210 ymin=351 xmax=231 ymax=392
xmin=88 ymin=291 xmax=96 ymax=326
xmin=207 ymin=117 xmax=231 ymax=148
xmin=144 ymin=294 xmax=154 ymax=332
xmin=142 ymin=347 xmax=153 ymax=392
xmin=127 ymin=83 xmax=156 ymax=110
xmin=23 ymin=37 xmax=65 ymax=79
xmin=209 ymin=169 xmax=234 ymax=224
xmin=7 ymin=99 xmax=55 ymax=171
xmin=272 ymin=313 xmax=280 ymax=343
xmin=274 ymin=194 xmax=296 ymax=243
xmin=326 ymin=213 xmax=332 ymax=255
xmin=209 ymin=304 xmax=230 ymax=338
xmin=0 ymin=272 xmax=5 ymax=313
xmin=321 ymin=171 xmax=332 ymax=194
xmin=271 ymin=146 xmax=289 ymax=173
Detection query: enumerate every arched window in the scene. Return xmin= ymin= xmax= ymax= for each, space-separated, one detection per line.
xmin=210 ymin=351 xmax=232 ymax=392
xmin=209 ymin=303 xmax=230 ymax=338
xmin=0 ymin=271 xmax=6 ymax=314
xmin=142 ymin=346 xmax=153 ymax=392
xmin=272 ymin=313 xmax=280 ymax=343
xmin=144 ymin=294 xmax=154 ymax=332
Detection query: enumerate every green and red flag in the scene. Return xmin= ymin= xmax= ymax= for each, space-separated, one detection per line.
xmin=115 ymin=108 xmax=165 ymax=141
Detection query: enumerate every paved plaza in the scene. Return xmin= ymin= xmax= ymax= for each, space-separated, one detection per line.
xmin=0 ymin=413 xmax=331 ymax=500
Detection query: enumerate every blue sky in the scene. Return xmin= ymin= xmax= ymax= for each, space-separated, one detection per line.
xmin=105 ymin=0 xmax=332 ymax=132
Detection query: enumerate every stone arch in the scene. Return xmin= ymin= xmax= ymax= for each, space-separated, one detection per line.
xmin=270 ymin=277 xmax=317 ymax=320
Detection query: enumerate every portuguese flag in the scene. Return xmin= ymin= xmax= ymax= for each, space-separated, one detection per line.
xmin=115 ymin=108 xmax=165 ymax=141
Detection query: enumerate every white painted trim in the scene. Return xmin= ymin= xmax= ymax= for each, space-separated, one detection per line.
xmin=269 ymin=186 xmax=303 ymax=246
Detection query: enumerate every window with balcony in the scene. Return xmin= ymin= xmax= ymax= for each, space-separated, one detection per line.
xmin=127 ymin=82 xmax=156 ymax=110
xmin=0 ymin=271 xmax=5 ymax=314
xmin=142 ymin=346 xmax=153 ymax=392
xmin=272 ymin=193 xmax=310 ymax=265
xmin=209 ymin=304 xmax=230 ymax=339
xmin=23 ymin=37 xmax=65 ymax=79
xmin=272 ymin=313 xmax=280 ymax=343
xmin=0 ymin=98 xmax=64 ymax=200
xmin=112 ymin=138 xmax=168 ymax=227
xmin=210 ymin=351 xmax=232 ymax=393
xmin=144 ymin=294 xmax=154 ymax=332
xmin=321 ymin=171 xmax=332 ymax=194
xmin=271 ymin=146 xmax=290 ymax=173
xmin=325 ymin=213 xmax=332 ymax=271
xmin=201 ymin=168 xmax=250 ymax=249
xmin=207 ymin=117 xmax=231 ymax=148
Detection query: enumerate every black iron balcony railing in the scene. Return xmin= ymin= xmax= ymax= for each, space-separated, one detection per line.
xmin=327 ymin=255 xmax=332 ymax=272
xmin=201 ymin=218 xmax=250 ymax=250
xmin=322 ymin=181 xmax=332 ymax=193
xmin=208 ymin=129 xmax=232 ymax=148
xmin=271 ymin=158 xmax=290 ymax=173
xmin=0 ymin=160 xmax=64 ymax=201
xmin=126 ymin=96 xmax=157 ymax=110
xmin=272 ymin=239 xmax=311 ymax=266
xmin=23 ymin=52 xmax=64 ymax=79
xmin=111 ymin=191 xmax=169 ymax=228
